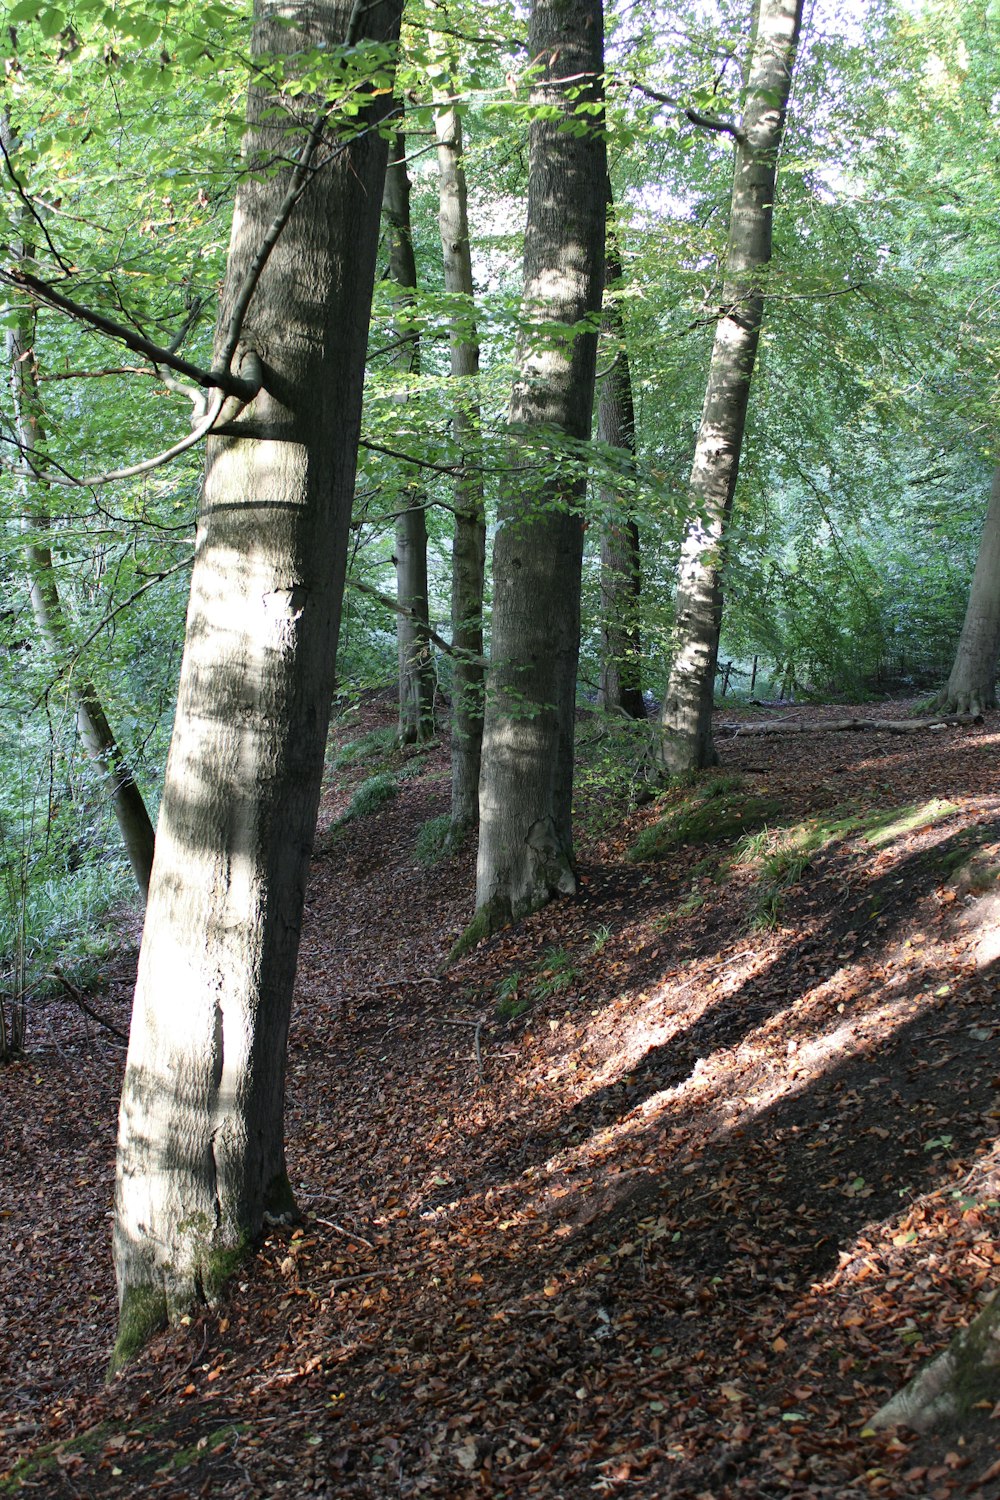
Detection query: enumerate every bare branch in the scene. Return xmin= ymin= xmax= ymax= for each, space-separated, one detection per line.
xmin=3 ymin=268 xmax=259 ymax=401
xmin=348 ymin=576 xmax=487 ymax=665
xmin=630 ymin=80 xmax=745 ymax=144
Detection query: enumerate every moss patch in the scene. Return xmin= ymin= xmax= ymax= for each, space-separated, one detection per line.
xmin=628 ymin=787 xmax=784 ymax=862
xmin=108 ymin=1283 xmax=168 ymax=1379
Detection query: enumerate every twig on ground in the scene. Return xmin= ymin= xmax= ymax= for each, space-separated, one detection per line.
xmin=314 ymin=1218 xmax=375 ymax=1251
xmin=50 ymin=967 xmax=128 ymax=1043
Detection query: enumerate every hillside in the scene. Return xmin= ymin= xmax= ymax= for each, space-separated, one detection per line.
xmin=2 ymin=694 xmax=1000 ymax=1498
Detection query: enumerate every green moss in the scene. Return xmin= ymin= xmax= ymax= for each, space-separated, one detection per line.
xmin=333 ymin=726 xmax=397 ymax=769
xmin=946 ymin=1295 xmax=1000 ymax=1419
xmin=342 ymin=772 xmax=398 ymax=820
xmin=628 ymin=792 xmax=784 ymax=862
xmin=863 ymin=798 xmax=957 ymax=848
xmin=108 ymin=1283 xmax=168 ymax=1379
xmin=447 ymin=905 xmax=493 ymax=964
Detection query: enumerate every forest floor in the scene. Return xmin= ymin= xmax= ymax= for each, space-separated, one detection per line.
xmin=2 ymin=693 xmax=1000 ymax=1498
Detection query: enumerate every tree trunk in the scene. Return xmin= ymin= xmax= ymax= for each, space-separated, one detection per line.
xmin=596 ymin=187 xmax=644 ymax=721
xmin=111 ymin=0 xmax=400 ymax=1372
xmin=658 ymin=0 xmax=803 ymax=775
xmin=471 ymin=0 xmax=606 ymax=940
xmin=382 ymin=131 xmax=435 ymax=745
xmin=5 ymin=266 xmax=156 ymax=899
xmin=928 ymin=464 xmax=1000 ymax=716
xmin=870 ymin=1292 xmax=1000 ymax=1433
xmin=434 ymin=70 xmax=486 ymax=841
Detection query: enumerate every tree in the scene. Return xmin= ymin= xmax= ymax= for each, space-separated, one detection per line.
xmin=6 ymin=275 xmax=157 ymax=899
xmin=111 ymin=0 xmax=401 ymax=1370
xmin=926 ymin=465 xmax=1000 ymax=716
xmin=658 ymin=0 xmax=804 ymax=773
xmin=382 ymin=128 xmax=436 ymax=745
xmin=871 ymin=1290 xmax=1000 ymax=1434
xmin=596 ymin=184 xmax=643 ymax=722
xmin=434 ymin=59 xmax=487 ymax=842
xmin=471 ymin=0 xmax=606 ymax=939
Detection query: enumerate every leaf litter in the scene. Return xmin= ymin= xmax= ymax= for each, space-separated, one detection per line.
xmin=2 ymin=693 xmax=1000 ymax=1497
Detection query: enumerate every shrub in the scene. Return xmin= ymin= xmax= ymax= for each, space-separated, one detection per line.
xmin=343 ymin=773 xmax=397 ymax=820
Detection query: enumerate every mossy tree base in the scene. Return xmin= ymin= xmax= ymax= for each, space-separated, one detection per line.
xmin=108 ymin=1284 xmax=169 ymax=1380
xmin=870 ymin=1293 xmax=1000 ymax=1433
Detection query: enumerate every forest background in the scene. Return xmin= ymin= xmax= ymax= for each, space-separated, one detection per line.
xmin=1 ymin=0 xmax=995 ymax=1018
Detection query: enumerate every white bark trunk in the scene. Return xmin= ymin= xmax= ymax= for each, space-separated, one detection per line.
xmin=112 ymin=0 xmax=400 ymax=1370
xmin=929 ymin=465 xmax=1000 ymax=717
xmin=659 ymin=0 xmax=803 ymax=774
xmin=434 ymin=74 xmax=486 ymax=839
xmin=471 ymin=0 xmax=606 ymax=940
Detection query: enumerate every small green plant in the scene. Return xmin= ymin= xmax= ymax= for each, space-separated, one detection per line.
xmin=702 ymin=774 xmax=747 ymax=799
xmin=495 ymin=971 xmax=529 ymax=1021
xmin=653 ymin=889 xmax=706 ymax=930
xmin=342 ymin=773 xmax=397 ymax=820
xmin=531 ymin=946 xmax=578 ymax=1001
xmin=589 ymin=923 xmax=612 ymax=955
xmin=415 ymin=814 xmax=452 ymax=866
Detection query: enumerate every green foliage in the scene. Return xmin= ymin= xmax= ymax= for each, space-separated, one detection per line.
xmin=415 ymin=814 xmax=453 ymax=867
xmin=342 ymin=773 xmax=398 ymax=822
xmin=494 ymin=970 xmax=528 ymax=1021
xmin=493 ymin=945 xmax=579 ymax=1020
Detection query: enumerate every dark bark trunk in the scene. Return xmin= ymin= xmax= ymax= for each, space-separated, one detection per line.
xmin=928 ymin=464 xmax=1000 ymax=717
xmin=596 ymin=191 xmax=644 ymax=721
xmin=471 ymin=0 xmax=606 ymax=940
xmin=112 ymin=0 xmax=401 ymax=1370
xmin=434 ymin=76 xmax=486 ymax=841
xmin=382 ymin=131 xmax=435 ymax=745
xmin=658 ymin=0 xmax=803 ymax=774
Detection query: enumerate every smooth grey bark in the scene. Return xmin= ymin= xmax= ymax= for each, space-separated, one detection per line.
xmin=472 ymin=0 xmax=606 ymax=939
xmin=382 ymin=131 xmax=435 ymax=745
xmin=870 ymin=1292 xmax=1000 ymax=1433
xmin=6 ymin=279 xmax=156 ymax=899
xmin=658 ymin=0 xmax=803 ymax=774
xmin=596 ymin=192 xmax=643 ymax=721
xmin=928 ymin=464 xmax=1000 ymax=716
xmin=112 ymin=0 xmax=400 ymax=1370
xmin=434 ymin=72 xmax=486 ymax=841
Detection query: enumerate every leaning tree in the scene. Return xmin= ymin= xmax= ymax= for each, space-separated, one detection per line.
xmin=110 ymin=0 xmax=402 ymax=1369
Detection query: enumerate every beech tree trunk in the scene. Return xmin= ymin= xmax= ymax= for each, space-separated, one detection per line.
xmin=383 ymin=131 xmax=435 ymax=745
xmin=112 ymin=0 xmax=400 ymax=1371
xmin=472 ymin=0 xmax=605 ymax=939
xmin=928 ymin=464 xmax=1000 ymax=716
xmin=6 ymin=273 xmax=155 ymax=898
xmin=871 ymin=1292 xmax=1000 ymax=1433
xmin=596 ymin=190 xmax=644 ymax=721
xmin=435 ymin=71 xmax=486 ymax=841
xmin=658 ymin=0 xmax=803 ymax=774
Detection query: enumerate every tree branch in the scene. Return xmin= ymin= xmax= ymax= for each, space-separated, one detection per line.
xmin=3 ymin=268 xmax=260 ymax=401
xmin=348 ymin=576 xmax=487 ymax=665
xmin=630 ymin=80 xmax=745 ymax=144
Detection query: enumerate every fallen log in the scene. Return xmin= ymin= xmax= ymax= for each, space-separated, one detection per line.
xmin=719 ymin=713 xmax=982 ymax=738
